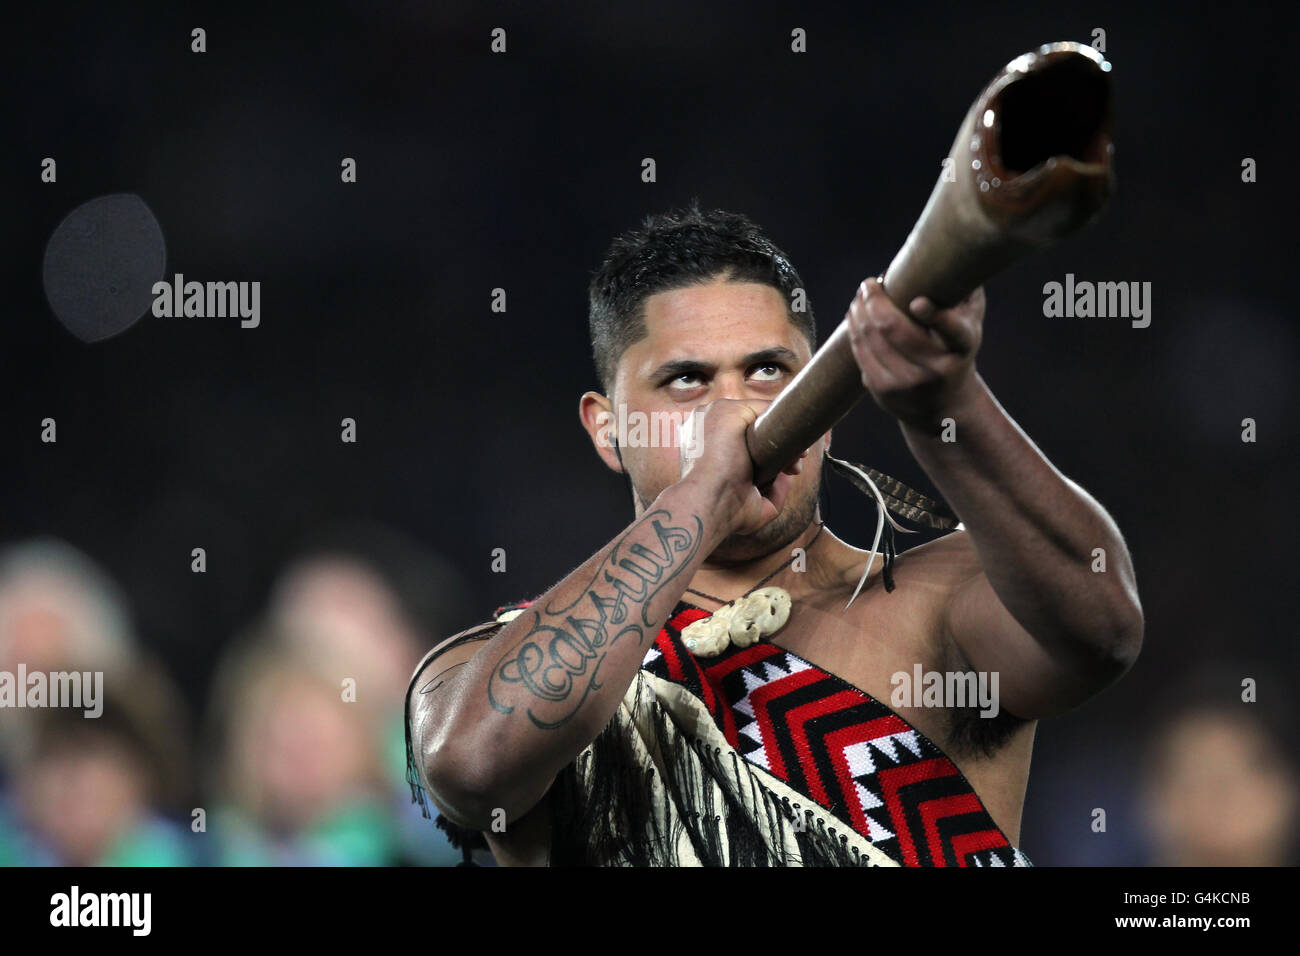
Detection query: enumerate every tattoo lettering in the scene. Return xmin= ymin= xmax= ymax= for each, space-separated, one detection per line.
xmin=488 ymin=511 xmax=700 ymax=729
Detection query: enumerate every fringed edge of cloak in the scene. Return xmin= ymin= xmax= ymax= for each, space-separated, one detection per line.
xmin=548 ymin=671 xmax=883 ymax=867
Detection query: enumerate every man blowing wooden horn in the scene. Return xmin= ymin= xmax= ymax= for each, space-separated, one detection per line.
xmin=403 ymin=190 xmax=1143 ymax=866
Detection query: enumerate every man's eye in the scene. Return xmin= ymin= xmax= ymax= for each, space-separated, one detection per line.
xmin=666 ymin=373 xmax=704 ymax=390
xmin=749 ymin=364 xmax=784 ymax=382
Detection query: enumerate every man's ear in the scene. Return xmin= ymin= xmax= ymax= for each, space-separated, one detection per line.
xmin=579 ymin=391 xmax=624 ymax=473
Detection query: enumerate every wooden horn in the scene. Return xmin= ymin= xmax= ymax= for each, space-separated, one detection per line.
xmin=748 ymin=41 xmax=1115 ymax=485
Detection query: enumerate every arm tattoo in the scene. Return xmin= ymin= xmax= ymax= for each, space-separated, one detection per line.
xmin=487 ymin=509 xmax=701 ymax=730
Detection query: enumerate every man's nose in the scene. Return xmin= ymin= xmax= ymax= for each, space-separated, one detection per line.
xmin=714 ymin=373 xmax=751 ymax=402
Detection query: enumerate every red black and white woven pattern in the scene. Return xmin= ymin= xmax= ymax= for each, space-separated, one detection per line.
xmin=641 ymin=602 xmax=1032 ymax=867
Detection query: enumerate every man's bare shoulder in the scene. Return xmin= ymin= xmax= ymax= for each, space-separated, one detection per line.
xmin=895 ymin=528 xmax=981 ymax=581
xmin=814 ymin=527 xmax=980 ymax=620
xmin=792 ymin=528 xmax=969 ymax=687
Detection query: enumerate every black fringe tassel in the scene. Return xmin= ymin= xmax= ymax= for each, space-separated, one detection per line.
xmin=405 ymin=666 xmax=487 ymax=866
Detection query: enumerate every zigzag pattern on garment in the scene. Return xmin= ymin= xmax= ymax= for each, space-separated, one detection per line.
xmin=641 ymin=602 xmax=1033 ymax=867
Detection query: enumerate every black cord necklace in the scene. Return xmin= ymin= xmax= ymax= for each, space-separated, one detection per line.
xmin=685 ymin=520 xmax=826 ymax=606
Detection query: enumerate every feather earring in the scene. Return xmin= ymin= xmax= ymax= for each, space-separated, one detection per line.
xmin=822 ymin=452 xmax=964 ymax=608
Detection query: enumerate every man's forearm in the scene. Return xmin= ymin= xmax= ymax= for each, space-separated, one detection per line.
xmin=423 ymin=477 xmax=727 ymax=823
xmin=899 ymin=370 xmax=1142 ymax=655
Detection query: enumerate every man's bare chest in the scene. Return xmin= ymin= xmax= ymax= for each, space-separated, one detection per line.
xmin=762 ymin=578 xmax=941 ymax=691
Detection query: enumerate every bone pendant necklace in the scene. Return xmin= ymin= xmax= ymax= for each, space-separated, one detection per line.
xmin=681 ymin=522 xmax=825 ymax=657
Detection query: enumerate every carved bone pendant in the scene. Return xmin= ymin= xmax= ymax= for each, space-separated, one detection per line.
xmin=681 ymin=586 xmax=792 ymax=657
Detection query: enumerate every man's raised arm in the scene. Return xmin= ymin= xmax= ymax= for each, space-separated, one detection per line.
xmin=845 ymin=278 xmax=1143 ymax=719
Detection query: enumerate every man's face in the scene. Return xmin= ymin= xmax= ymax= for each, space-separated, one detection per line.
xmin=582 ymin=277 xmax=827 ymax=563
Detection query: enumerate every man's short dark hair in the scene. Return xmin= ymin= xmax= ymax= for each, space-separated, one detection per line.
xmin=587 ymin=201 xmax=816 ymax=394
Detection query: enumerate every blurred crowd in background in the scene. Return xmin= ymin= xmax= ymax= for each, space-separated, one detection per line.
xmin=0 ymin=531 xmax=473 ymax=866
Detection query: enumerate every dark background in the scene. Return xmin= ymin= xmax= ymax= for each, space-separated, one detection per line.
xmin=4 ymin=1 xmax=1296 ymax=864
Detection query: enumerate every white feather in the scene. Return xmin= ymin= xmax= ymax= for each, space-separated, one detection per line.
xmin=832 ymin=456 xmax=919 ymax=611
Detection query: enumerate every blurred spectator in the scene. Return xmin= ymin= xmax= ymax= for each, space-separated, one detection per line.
xmin=0 ymin=664 xmax=196 ymax=866
xmin=0 ymin=538 xmax=140 ymax=773
xmin=1139 ymin=687 xmax=1298 ymax=866
xmin=0 ymin=538 xmax=196 ymax=865
xmin=204 ymin=638 xmax=411 ymax=865
xmin=270 ymin=552 xmax=424 ymax=726
xmin=261 ymin=525 xmax=473 ymax=864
